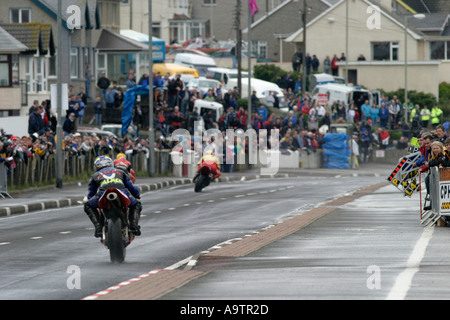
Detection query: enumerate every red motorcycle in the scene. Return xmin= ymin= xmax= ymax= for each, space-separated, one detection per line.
xmin=194 ymin=165 xmax=215 ymax=193
xmin=98 ymin=188 xmax=135 ymax=263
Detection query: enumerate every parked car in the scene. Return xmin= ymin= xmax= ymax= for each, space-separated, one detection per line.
xmin=101 ymin=124 xmax=122 ymax=138
xmin=77 ymin=127 xmax=118 ymax=139
xmin=183 ymin=38 xmax=219 ymax=49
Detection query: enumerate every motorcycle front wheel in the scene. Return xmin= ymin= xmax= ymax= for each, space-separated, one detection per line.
xmin=195 ymin=175 xmax=205 ymax=192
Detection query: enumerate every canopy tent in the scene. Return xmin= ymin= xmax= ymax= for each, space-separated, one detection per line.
xmin=120 ymin=29 xmax=166 ymax=62
xmin=121 ymin=84 xmax=154 ymax=137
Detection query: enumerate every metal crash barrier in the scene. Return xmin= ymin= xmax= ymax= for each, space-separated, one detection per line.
xmin=421 ymin=167 xmax=450 ymax=226
xmin=0 ymin=163 xmax=12 ymax=199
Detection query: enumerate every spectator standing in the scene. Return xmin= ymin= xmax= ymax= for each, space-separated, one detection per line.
xmin=63 ymin=113 xmax=77 ymax=136
xmin=370 ymin=104 xmax=379 ymax=126
xmin=311 ymin=55 xmax=320 ymax=72
xmin=379 ymin=102 xmax=389 ymax=128
xmin=331 ymin=54 xmax=339 ymax=76
xmin=97 ymin=72 xmax=110 ymax=106
xmin=84 ymin=63 xmax=92 ymax=98
xmin=420 ymin=105 xmax=431 ymax=128
xmin=28 ymin=106 xmax=45 ymax=137
xmin=305 ymin=53 xmax=312 ymax=75
xmin=231 ymin=45 xmax=237 ymax=69
xmin=295 ymin=48 xmax=303 ymax=73
xmin=285 ymin=73 xmax=295 ymax=91
xmin=29 ymin=100 xmax=39 ymax=115
xmin=323 ymin=56 xmax=331 ymax=74
xmin=94 ymin=97 xmax=103 ymax=126
xmin=361 ymin=100 xmax=370 ymax=122
xmin=105 ymin=87 xmax=116 ymax=109
xmin=431 ymin=105 xmax=443 ymax=126
xmin=126 ymin=73 xmax=136 ymax=89
xmin=75 ymin=95 xmax=85 ymax=125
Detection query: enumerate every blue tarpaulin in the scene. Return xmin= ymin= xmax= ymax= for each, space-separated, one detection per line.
xmin=121 ymin=85 xmax=152 ymax=137
xmin=323 ymin=133 xmax=350 ymax=169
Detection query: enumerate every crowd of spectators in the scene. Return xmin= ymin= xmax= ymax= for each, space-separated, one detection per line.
xmin=2 ymin=61 xmax=448 ymax=176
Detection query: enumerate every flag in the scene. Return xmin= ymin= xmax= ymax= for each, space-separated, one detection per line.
xmin=249 ymin=0 xmax=259 ymax=16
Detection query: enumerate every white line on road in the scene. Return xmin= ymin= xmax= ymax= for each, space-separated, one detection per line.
xmin=386 ymin=226 xmax=434 ymax=300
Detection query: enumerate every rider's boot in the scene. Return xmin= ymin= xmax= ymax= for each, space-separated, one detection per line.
xmin=84 ymin=203 xmax=103 ymax=238
xmin=129 ymin=201 xmax=142 ymax=236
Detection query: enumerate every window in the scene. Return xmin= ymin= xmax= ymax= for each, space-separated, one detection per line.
xmin=0 ymin=55 xmax=11 ymax=87
xmin=204 ymin=0 xmax=216 ymax=4
xmin=48 ymin=51 xmax=57 ymax=77
xmin=70 ymin=48 xmax=79 ymax=78
xmin=430 ymin=41 xmax=449 ymax=60
xmin=9 ymin=8 xmax=31 ymax=23
xmin=25 ymin=57 xmax=48 ymax=93
xmin=372 ymin=41 xmax=399 ymax=61
xmin=252 ymin=40 xmax=268 ymax=59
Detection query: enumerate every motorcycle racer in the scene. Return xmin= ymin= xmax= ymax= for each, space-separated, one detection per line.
xmin=194 ymin=149 xmax=221 ymax=182
xmin=84 ymin=155 xmax=142 ymax=238
xmin=114 ymin=153 xmax=136 ymax=183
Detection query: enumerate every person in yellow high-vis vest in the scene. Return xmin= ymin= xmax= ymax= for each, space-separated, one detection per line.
xmin=420 ymin=105 xmax=431 ymax=128
xmin=431 ymin=105 xmax=443 ymax=126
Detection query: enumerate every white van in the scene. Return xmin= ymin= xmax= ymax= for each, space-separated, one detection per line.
xmin=174 ymin=53 xmax=217 ymax=77
xmin=309 ymin=73 xmax=335 ymax=91
xmin=224 ymin=77 xmax=285 ymax=107
xmin=311 ymin=83 xmax=373 ymax=109
xmin=205 ymin=67 xmax=248 ymax=85
xmin=194 ymin=99 xmax=224 ymax=123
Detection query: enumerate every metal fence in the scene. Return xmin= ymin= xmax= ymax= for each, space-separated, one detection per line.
xmin=4 ymin=149 xmax=173 ymax=190
xmin=421 ymin=167 xmax=450 ymax=226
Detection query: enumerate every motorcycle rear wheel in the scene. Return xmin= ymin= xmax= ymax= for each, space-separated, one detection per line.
xmin=108 ymin=218 xmax=126 ymax=263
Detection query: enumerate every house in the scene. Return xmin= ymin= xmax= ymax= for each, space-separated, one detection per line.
xmin=119 ymin=0 xmax=191 ymax=45
xmin=0 ymin=0 xmax=104 ymax=115
xmin=0 ymin=26 xmax=28 ymax=116
xmin=242 ymin=0 xmax=335 ymax=63
xmin=285 ymin=0 xmax=447 ymax=99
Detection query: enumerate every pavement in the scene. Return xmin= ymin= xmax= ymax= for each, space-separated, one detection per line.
xmin=0 ymin=162 xmax=394 ymax=217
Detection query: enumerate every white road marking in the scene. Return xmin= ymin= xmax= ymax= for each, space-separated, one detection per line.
xmin=386 ymin=226 xmax=434 ymax=300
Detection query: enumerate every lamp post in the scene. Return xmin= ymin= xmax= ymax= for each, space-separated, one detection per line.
xmin=404 ymin=14 xmax=425 ymax=123
xmin=148 ymin=0 xmax=155 ymax=177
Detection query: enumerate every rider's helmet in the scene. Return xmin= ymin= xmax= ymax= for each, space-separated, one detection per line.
xmin=116 ymin=153 xmax=126 ymax=160
xmin=94 ymin=155 xmax=114 ymax=171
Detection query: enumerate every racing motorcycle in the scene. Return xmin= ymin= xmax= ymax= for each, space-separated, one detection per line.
xmin=194 ymin=164 xmax=213 ymax=193
xmin=97 ymin=188 xmax=135 ymax=263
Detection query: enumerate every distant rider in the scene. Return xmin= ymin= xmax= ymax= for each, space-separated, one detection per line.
xmin=84 ymin=155 xmax=142 ymax=238
xmin=114 ymin=152 xmax=136 ymax=183
xmin=194 ymin=149 xmax=221 ymax=182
